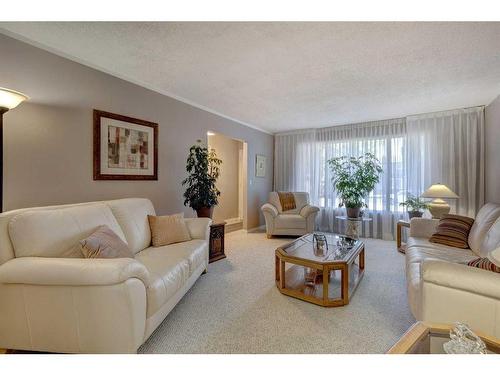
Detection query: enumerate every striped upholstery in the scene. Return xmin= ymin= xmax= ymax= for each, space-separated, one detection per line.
xmin=467 ymin=257 xmax=500 ymax=273
xmin=277 ymin=192 xmax=297 ymax=211
xmin=429 ymin=214 xmax=475 ymax=249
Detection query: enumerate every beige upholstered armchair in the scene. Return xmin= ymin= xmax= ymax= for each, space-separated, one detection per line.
xmin=261 ymin=192 xmax=319 ymax=238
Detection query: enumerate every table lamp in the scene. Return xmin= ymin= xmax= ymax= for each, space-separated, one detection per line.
xmin=421 ymin=183 xmax=459 ymax=219
xmin=0 ymin=87 xmax=29 ymax=212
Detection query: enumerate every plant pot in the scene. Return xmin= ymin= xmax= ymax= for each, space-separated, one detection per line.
xmin=346 ymin=207 xmax=361 ymax=219
xmin=408 ymin=210 xmax=423 ymax=219
xmin=196 ymin=206 xmax=214 ymax=218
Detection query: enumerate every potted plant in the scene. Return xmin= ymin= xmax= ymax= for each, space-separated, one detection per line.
xmin=182 ymin=140 xmax=222 ymax=218
xmin=327 ymin=153 xmax=383 ymax=218
xmin=399 ymin=194 xmax=429 ymax=219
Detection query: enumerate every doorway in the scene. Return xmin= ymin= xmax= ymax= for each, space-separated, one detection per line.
xmin=207 ymin=131 xmax=247 ymax=232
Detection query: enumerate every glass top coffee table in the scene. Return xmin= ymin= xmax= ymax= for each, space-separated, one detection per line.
xmin=275 ymin=232 xmax=365 ymax=307
xmin=387 ymin=322 xmax=500 ymax=354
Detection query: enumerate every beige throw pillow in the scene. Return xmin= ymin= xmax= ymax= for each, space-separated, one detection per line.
xmin=148 ymin=213 xmax=191 ymax=247
xmin=80 ymin=225 xmax=134 ymax=259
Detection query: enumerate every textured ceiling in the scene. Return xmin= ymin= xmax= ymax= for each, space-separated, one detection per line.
xmin=1 ymin=22 xmax=500 ymax=133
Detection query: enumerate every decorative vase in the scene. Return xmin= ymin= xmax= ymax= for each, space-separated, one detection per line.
xmin=408 ymin=211 xmax=423 ymax=219
xmin=196 ymin=206 xmax=214 ymax=218
xmin=346 ymin=207 xmax=361 ymax=219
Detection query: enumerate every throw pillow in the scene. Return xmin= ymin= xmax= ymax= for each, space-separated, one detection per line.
xmin=80 ymin=225 xmax=134 ymax=259
xmin=467 ymin=257 xmax=500 ymax=273
xmin=429 ymin=214 xmax=475 ymax=249
xmin=148 ymin=213 xmax=192 ymax=247
xmin=488 ymin=247 xmax=500 ymax=267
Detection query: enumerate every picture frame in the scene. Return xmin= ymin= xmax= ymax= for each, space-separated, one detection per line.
xmin=93 ymin=109 xmax=158 ymax=180
xmin=255 ymin=154 xmax=266 ymax=177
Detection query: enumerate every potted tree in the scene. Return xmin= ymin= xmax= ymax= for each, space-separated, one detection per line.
xmin=399 ymin=194 xmax=429 ymax=219
xmin=182 ymin=140 xmax=222 ymax=218
xmin=327 ymin=153 xmax=383 ymax=218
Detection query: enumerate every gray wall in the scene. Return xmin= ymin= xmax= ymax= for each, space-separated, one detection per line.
xmin=0 ymin=34 xmax=273 ymax=229
xmin=208 ymin=133 xmax=242 ymax=223
xmin=485 ymin=94 xmax=500 ymax=203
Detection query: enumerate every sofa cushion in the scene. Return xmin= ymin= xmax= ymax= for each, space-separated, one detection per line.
xmin=406 ymin=240 xmax=477 ymax=266
xmin=106 ymin=198 xmax=156 ymax=254
xmin=8 ymin=203 xmax=127 ymax=258
xmin=429 ymin=214 xmax=474 ymax=249
xmin=80 ymin=225 xmax=134 ymax=259
xmin=489 ymin=247 xmax=500 ymax=267
xmin=135 ymin=247 xmax=190 ymax=317
xmin=148 ymin=213 xmax=191 ymax=247
xmin=468 ymin=203 xmax=500 ymax=255
xmin=467 ymin=258 xmax=500 ymax=273
xmin=479 ymin=217 xmax=500 ymax=257
xmin=135 ymin=239 xmax=208 ymax=316
xmin=160 ymin=239 xmax=209 ymax=274
xmin=269 ymin=192 xmax=309 ymax=214
xmin=274 ymin=214 xmax=306 ymax=229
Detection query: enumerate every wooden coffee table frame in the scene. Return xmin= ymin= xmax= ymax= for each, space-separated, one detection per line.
xmin=275 ymin=238 xmax=365 ymax=307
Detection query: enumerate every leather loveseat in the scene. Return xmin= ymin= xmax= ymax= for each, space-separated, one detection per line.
xmin=405 ymin=203 xmax=500 ymax=338
xmin=0 ymin=198 xmax=211 ymax=353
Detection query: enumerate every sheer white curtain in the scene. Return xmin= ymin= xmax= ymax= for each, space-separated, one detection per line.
xmin=275 ymin=119 xmax=407 ymax=240
xmin=406 ymin=107 xmax=485 ymax=217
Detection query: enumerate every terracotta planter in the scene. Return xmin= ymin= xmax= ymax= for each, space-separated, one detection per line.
xmin=196 ymin=206 xmax=214 ymax=218
xmin=408 ymin=210 xmax=423 ymax=219
xmin=346 ymin=207 xmax=361 ymax=219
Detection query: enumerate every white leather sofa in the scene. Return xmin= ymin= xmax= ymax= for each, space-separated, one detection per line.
xmin=0 ymin=198 xmax=211 ymax=353
xmin=261 ymin=192 xmax=319 ymax=237
xmin=405 ymin=203 xmax=500 ymax=338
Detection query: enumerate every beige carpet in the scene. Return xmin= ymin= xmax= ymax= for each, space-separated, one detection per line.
xmin=139 ymin=230 xmax=415 ymax=353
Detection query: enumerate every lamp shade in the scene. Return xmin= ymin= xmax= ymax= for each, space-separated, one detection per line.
xmin=0 ymin=87 xmax=29 ymax=110
xmin=421 ymin=183 xmax=459 ymax=199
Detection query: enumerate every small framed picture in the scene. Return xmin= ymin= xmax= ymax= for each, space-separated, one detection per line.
xmin=255 ymin=154 xmax=266 ymax=177
xmin=93 ymin=109 xmax=158 ymax=180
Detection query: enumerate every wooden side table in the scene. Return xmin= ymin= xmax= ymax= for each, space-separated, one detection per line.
xmin=209 ymin=222 xmax=226 ymax=263
xmin=396 ymin=220 xmax=410 ymax=254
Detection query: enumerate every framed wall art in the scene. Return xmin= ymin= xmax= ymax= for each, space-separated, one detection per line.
xmin=255 ymin=154 xmax=266 ymax=177
xmin=93 ymin=109 xmax=158 ymax=180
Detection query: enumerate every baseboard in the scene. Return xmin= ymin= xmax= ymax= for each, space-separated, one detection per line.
xmin=246 ymin=225 xmax=265 ymax=233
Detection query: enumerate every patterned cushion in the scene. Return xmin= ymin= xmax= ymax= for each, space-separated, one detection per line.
xmin=429 ymin=214 xmax=475 ymax=249
xmin=467 ymin=257 xmax=500 ymax=273
xmin=148 ymin=213 xmax=192 ymax=247
xmin=80 ymin=225 xmax=134 ymax=259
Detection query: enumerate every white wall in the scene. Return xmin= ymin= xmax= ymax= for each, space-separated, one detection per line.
xmin=0 ymin=34 xmax=274 ymax=228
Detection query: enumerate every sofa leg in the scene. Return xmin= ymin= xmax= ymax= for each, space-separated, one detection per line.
xmin=202 ymin=268 xmax=207 ymax=275
xmin=267 ymin=234 xmax=273 ymax=239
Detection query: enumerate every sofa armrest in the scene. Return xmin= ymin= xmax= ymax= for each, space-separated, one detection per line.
xmin=184 ymin=217 xmax=212 ymax=240
xmin=0 ymin=257 xmax=150 ymax=287
xmin=261 ymin=203 xmax=278 ymax=218
xmin=422 ymin=260 xmax=500 ymax=300
xmin=409 ymin=218 xmax=439 ymax=238
xmin=300 ymin=204 xmax=320 ymax=218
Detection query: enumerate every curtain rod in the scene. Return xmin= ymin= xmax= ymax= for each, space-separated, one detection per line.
xmin=275 ymin=104 xmax=485 ymax=136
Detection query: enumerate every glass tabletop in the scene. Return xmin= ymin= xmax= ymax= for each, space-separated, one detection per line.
xmin=279 ymin=232 xmax=363 ymax=263
xmin=335 ymin=216 xmax=373 ymax=222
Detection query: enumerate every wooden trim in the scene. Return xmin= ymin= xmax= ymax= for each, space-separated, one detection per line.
xmin=93 ymin=109 xmax=158 ymax=180
xmin=387 ymin=322 xmax=430 ymax=354
xmin=387 ymin=321 xmax=500 ymax=354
